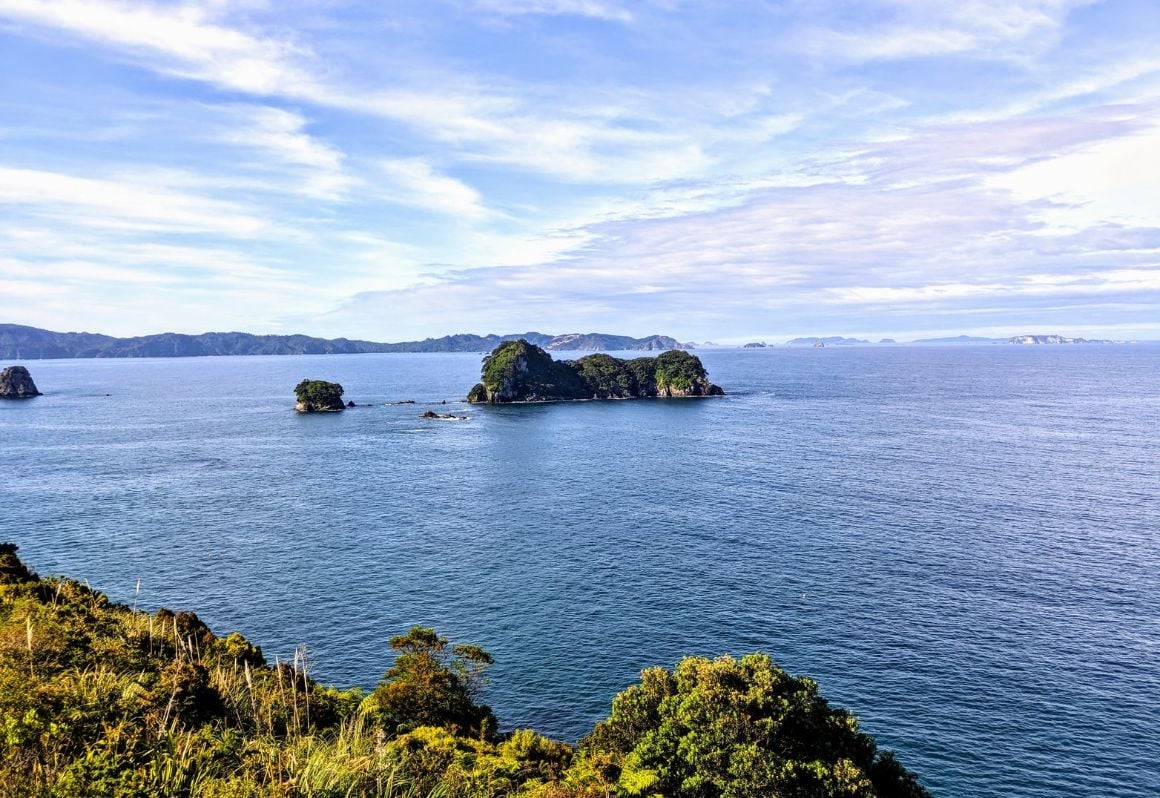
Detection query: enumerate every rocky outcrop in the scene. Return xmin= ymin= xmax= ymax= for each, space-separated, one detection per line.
xmin=294 ymin=379 xmax=345 ymax=412
xmin=421 ymin=410 xmax=468 ymax=420
xmin=466 ymin=340 xmax=724 ymax=404
xmin=0 ymin=365 xmax=40 ymax=398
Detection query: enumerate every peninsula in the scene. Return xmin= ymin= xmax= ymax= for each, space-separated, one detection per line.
xmin=466 ymin=340 xmax=724 ymax=403
xmin=0 ymin=324 xmax=688 ymax=359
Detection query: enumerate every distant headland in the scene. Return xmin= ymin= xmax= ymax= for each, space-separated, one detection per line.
xmin=0 ymin=324 xmax=690 ymax=360
xmin=770 ymin=334 xmax=1119 ymax=346
xmin=467 ymin=340 xmax=724 ymax=403
xmin=1 ymin=324 xmax=1130 ymax=360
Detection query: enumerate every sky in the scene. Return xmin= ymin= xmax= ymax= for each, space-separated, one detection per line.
xmin=1 ymin=0 xmax=1159 ymax=343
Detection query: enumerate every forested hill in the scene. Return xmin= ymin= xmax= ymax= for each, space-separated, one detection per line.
xmin=0 ymin=325 xmax=686 ymax=359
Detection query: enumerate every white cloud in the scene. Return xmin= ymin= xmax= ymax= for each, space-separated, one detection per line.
xmin=825 ymin=269 xmax=1160 ymax=305
xmin=377 ymin=159 xmax=491 ymax=219
xmin=471 ymin=0 xmax=635 ymax=22
xmin=0 ymin=0 xmax=316 ymax=94
xmin=0 ymin=166 xmax=269 ymax=235
xmin=0 ymin=0 xmax=717 ymax=185
xmin=218 ymin=105 xmax=356 ymax=199
xmin=802 ymin=0 xmax=1085 ymax=62
xmin=987 ymin=118 xmax=1160 ymax=228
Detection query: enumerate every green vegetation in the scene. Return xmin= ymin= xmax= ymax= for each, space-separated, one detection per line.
xmin=0 ymin=543 xmax=928 ymax=797
xmin=294 ymin=379 xmax=345 ymax=412
xmin=653 ymin=351 xmax=708 ymax=394
xmin=469 ymin=339 xmax=588 ymax=403
xmin=467 ymin=341 xmax=724 ymax=403
xmin=583 ymin=655 xmax=929 ymax=798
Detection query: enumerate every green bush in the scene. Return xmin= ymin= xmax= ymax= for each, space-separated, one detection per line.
xmin=0 ymin=544 xmax=928 ymax=797
xmin=580 ymin=654 xmax=930 ymax=798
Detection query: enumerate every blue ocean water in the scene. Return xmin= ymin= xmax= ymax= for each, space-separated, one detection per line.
xmin=2 ymin=346 xmax=1158 ymax=797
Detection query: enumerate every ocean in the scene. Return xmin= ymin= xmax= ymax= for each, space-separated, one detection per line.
xmin=2 ymin=345 xmax=1157 ymax=797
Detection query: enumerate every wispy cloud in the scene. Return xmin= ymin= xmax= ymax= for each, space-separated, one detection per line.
xmin=1 ymin=0 xmax=1158 ymax=339
xmin=218 ymin=105 xmax=356 ymax=200
xmin=378 ymin=158 xmax=492 ymax=219
xmin=313 ymin=99 xmax=1160 ymax=339
xmin=0 ymin=166 xmax=269 ymax=235
xmin=472 ymin=0 xmax=635 ymax=23
xmin=801 ymin=0 xmax=1085 ymax=62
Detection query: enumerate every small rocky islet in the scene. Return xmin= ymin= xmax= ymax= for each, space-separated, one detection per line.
xmin=0 ymin=365 xmax=40 ymax=398
xmin=293 ymin=340 xmax=726 ymax=410
xmin=293 ymin=378 xmax=345 ymax=412
xmin=466 ymin=339 xmax=724 ymax=403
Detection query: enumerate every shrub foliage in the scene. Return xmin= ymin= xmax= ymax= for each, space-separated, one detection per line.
xmin=0 ymin=544 xmax=928 ymax=797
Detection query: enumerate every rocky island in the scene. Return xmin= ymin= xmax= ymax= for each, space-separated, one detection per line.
xmin=466 ymin=339 xmax=724 ymax=403
xmin=0 ymin=365 xmax=40 ymax=398
xmin=293 ymin=378 xmax=345 ymax=412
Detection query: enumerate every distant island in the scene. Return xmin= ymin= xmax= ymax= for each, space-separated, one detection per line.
xmin=785 ymin=336 xmax=872 ymax=346
xmin=466 ymin=340 xmax=723 ymax=403
xmin=772 ymin=334 xmax=1121 ymax=346
xmin=1005 ymin=334 xmax=1114 ymax=345
xmin=0 ymin=324 xmax=689 ymax=359
xmin=910 ymin=334 xmax=1116 ymax=345
xmin=910 ymin=335 xmax=998 ymax=344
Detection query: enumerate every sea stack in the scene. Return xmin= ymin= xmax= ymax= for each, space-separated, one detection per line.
xmin=293 ymin=379 xmax=345 ymax=412
xmin=0 ymin=366 xmax=41 ymax=398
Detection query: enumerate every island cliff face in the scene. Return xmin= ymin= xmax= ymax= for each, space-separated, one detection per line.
xmin=466 ymin=340 xmax=724 ymax=403
xmin=0 ymin=366 xmax=40 ymax=398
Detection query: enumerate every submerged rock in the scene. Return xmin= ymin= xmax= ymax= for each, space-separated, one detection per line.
xmin=421 ymin=410 xmax=468 ymax=420
xmin=0 ymin=365 xmax=41 ymax=398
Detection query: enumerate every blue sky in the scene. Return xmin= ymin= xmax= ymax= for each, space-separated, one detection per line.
xmin=1 ymin=0 xmax=1158 ymax=342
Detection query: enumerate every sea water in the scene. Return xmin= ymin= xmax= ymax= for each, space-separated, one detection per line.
xmin=2 ymin=345 xmax=1158 ymax=797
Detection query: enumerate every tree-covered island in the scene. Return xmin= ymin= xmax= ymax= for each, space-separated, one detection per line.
xmin=294 ymin=379 xmax=345 ymax=412
xmin=0 ymin=544 xmax=929 ymax=797
xmin=467 ymin=340 xmax=724 ymax=403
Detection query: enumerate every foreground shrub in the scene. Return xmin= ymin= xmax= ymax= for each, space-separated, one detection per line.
xmin=0 ymin=544 xmax=928 ymax=797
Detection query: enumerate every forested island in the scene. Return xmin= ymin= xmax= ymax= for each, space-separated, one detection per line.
xmin=466 ymin=340 xmax=724 ymax=403
xmin=0 ymin=544 xmax=928 ymax=797
xmin=294 ymin=379 xmax=346 ymax=412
